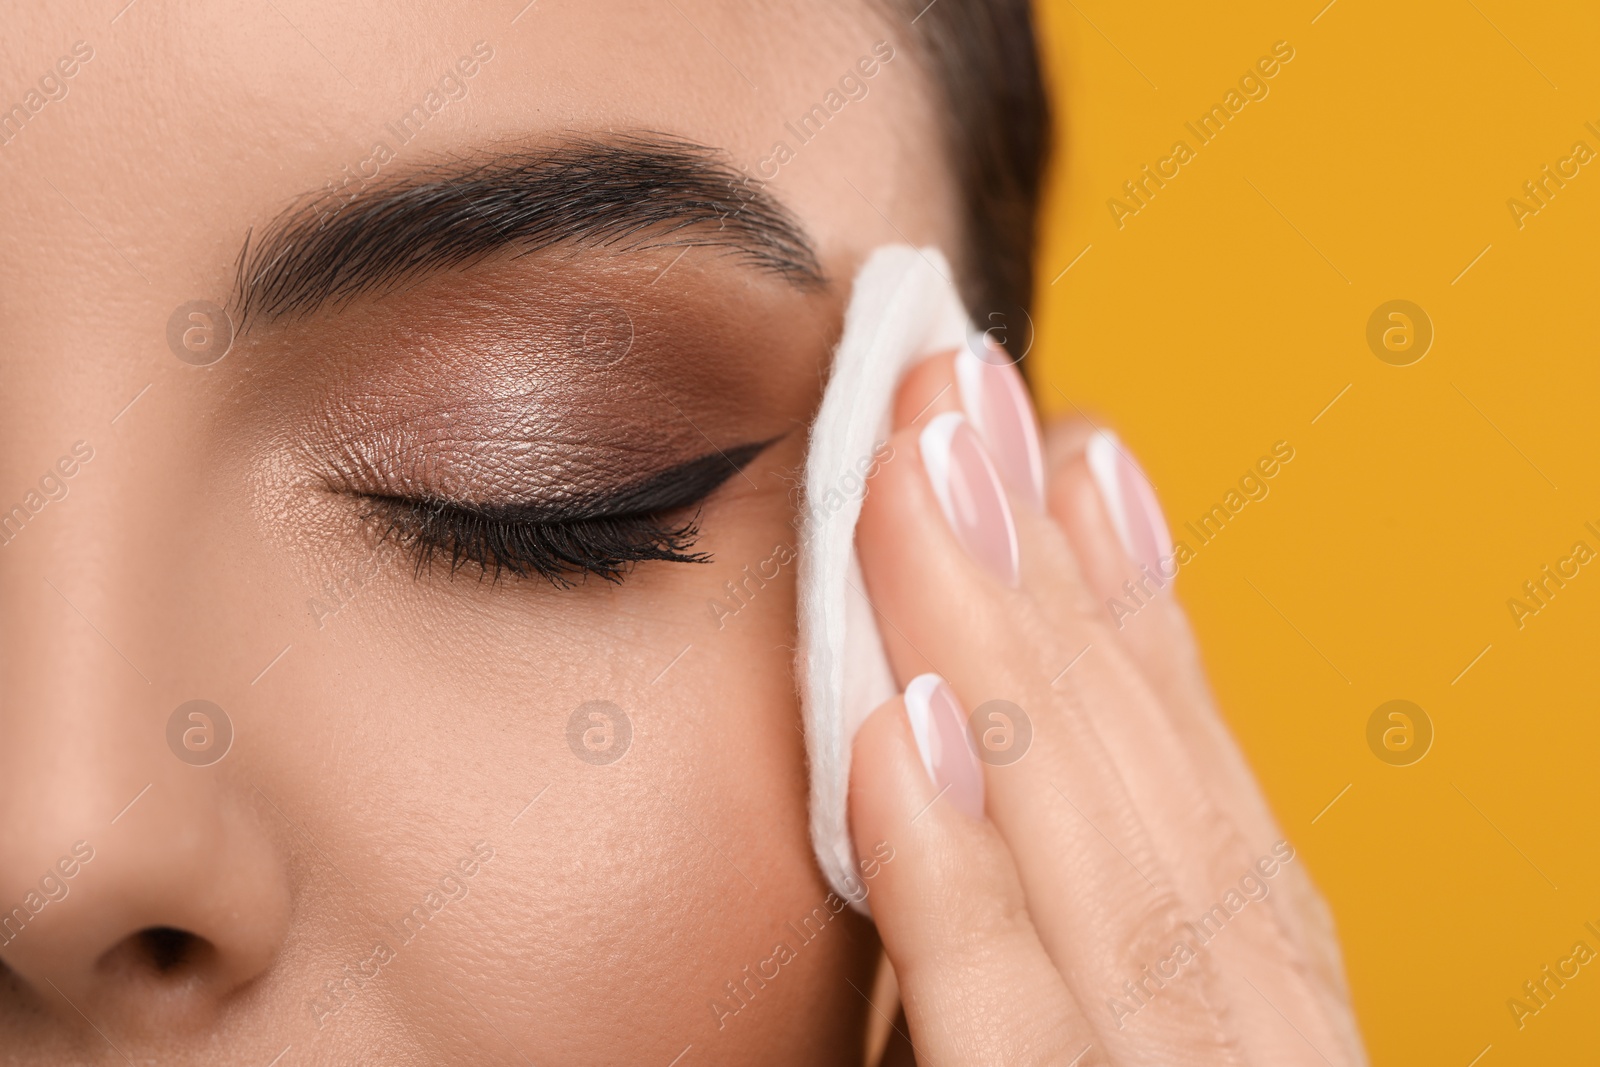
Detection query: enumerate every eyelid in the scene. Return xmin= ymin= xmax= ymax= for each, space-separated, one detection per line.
xmin=449 ymin=438 xmax=777 ymax=522
xmin=368 ymin=499 xmax=707 ymax=586
xmin=356 ymin=437 xmax=778 ymax=585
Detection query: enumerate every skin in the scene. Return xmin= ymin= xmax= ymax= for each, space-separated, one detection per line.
xmin=851 ymin=355 xmax=1367 ymax=1065
xmin=0 ymin=1 xmax=953 ymax=1063
xmin=0 ymin=1 xmax=1364 ymax=1064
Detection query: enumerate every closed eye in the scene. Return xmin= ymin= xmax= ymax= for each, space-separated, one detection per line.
xmin=360 ymin=440 xmax=775 ymax=586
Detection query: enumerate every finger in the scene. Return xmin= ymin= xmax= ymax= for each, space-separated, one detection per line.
xmin=1045 ymin=422 xmax=1287 ymax=862
xmin=901 ymin=347 xmax=1047 ymax=513
xmin=1041 ymin=421 xmax=1209 ymax=726
xmin=894 ymin=361 xmax=1259 ymax=893
xmin=856 ymin=416 xmax=1246 ymax=1064
xmin=871 ymin=357 xmax=1357 ymax=1062
xmin=1046 ymin=423 xmax=1366 ymax=1061
xmin=848 ymin=680 xmax=1096 ymax=1067
xmin=892 ymin=350 xmax=964 ymax=430
xmin=1043 ymin=421 xmax=1275 ymax=836
xmin=891 ymin=350 xmax=1356 ymax=1064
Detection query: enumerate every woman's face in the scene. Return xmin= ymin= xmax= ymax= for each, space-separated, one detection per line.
xmin=0 ymin=1 xmax=958 ymax=1061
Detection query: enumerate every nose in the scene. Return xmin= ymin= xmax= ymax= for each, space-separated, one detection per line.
xmin=0 ymin=776 xmax=292 ymax=1031
xmin=0 ymin=569 xmax=292 ymax=1034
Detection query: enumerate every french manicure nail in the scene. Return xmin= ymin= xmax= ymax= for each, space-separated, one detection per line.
xmin=956 ymin=338 xmax=1046 ymax=510
xmin=903 ymin=673 xmax=984 ymax=820
xmin=920 ymin=411 xmax=1020 ymax=587
xmin=1086 ymin=430 xmax=1174 ymax=580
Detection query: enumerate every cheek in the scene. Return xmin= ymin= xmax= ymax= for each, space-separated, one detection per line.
xmin=255 ymin=430 xmax=870 ymax=1056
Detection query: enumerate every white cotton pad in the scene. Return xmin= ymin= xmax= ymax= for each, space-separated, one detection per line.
xmin=797 ymin=244 xmax=971 ymax=910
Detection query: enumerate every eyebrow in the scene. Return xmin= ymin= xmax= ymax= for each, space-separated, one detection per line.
xmin=230 ymin=134 xmax=825 ymax=329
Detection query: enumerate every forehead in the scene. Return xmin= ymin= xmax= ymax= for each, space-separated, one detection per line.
xmin=0 ymin=1 xmax=951 ymax=338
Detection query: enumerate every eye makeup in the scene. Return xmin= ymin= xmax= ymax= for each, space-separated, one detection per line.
xmin=360 ymin=440 xmax=776 ymax=584
xmin=231 ymin=246 xmax=839 ymax=592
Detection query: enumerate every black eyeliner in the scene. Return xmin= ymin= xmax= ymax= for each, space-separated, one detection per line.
xmin=359 ymin=438 xmax=777 ymax=585
xmin=461 ymin=438 xmax=776 ymax=523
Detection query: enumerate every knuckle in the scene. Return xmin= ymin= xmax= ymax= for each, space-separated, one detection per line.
xmin=1110 ymin=890 xmax=1197 ymax=982
xmin=1092 ymin=890 xmax=1245 ymax=1054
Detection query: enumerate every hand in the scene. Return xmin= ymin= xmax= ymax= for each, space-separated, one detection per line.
xmin=848 ymin=347 xmax=1366 ymax=1066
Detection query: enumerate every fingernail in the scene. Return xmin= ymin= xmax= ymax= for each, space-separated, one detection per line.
xmin=1085 ymin=430 xmax=1173 ymax=579
xmin=919 ymin=411 xmax=1020 ymax=587
xmin=903 ymin=673 xmax=984 ymax=820
xmin=956 ymin=338 xmax=1046 ymax=510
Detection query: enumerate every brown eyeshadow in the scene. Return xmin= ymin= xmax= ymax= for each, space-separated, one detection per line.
xmin=230 ymin=247 xmax=842 ymax=508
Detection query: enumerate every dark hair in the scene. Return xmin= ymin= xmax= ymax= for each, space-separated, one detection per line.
xmin=887 ymin=0 xmax=1052 ymax=358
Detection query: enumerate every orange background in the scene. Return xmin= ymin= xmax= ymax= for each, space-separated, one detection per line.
xmin=1033 ymin=1 xmax=1600 ymax=1062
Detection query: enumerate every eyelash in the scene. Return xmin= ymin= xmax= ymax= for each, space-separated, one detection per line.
xmin=361 ymin=495 xmax=709 ymax=587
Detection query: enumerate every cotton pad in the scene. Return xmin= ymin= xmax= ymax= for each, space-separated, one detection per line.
xmin=796 ymin=244 xmax=970 ymax=910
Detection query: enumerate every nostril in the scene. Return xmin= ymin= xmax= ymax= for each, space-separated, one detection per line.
xmin=98 ymin=926 xmax=216 ymax=979
xmin=138 ymin=927 xmax=204 ymax=974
